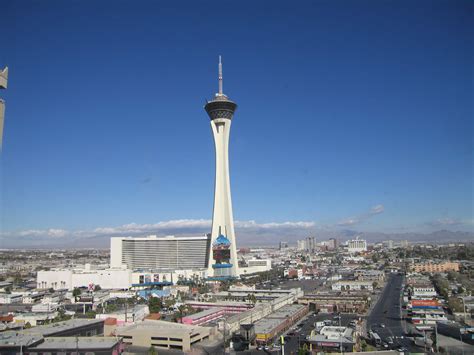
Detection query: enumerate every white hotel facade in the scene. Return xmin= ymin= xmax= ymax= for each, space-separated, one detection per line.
xmin=347 ymin=237 xmax=368 ymax=253
xmin=110 ymin=235 xmax=211 ymax=270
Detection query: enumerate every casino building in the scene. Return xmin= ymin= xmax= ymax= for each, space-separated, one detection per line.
xmin=110 ymin=235 xmax=210 ymax=270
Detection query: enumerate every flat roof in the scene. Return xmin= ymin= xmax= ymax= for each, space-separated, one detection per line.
xmin=30 ymin=336 xmax=120 ymax=350
xmin=185 ymin=307 xmax=224 ymax=320
xmin=267 ymin=304 xmax=305 ymax=319
xmin=117 ymin=320 xmax=208 ymax=337
xmin=254 ymin=317 xmax=283 ymax=334
xmin=116 ymin=235 xmax=210 ymax=241
xmin=0 ymin=332 xmax=43 ymax=348
xmin=23 ymin=318 xmax=104 ymax=336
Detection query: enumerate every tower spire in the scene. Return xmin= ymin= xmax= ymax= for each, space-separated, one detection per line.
xmin=218 ymin=55 xmax=223 ymax=96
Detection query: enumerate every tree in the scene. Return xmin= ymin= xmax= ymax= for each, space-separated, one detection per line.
xmin=94 ymin=285 xmax=101 ymax=292
xmin=298 ymin=343 xmax=309 ymax=355
xmin=85 ymin=310 xmax=97 ymax=319
xmin=448 ymin=297 xmax=464 ymax=313
xmin=177 ymin=304 xmax=188 ymax=319
xmin=148 ymin=346 xmax=157 ymax=355
xmin=148 ymin=296 xmax=162 ymax=313
xmin=72 ymin=288 xmax=82 ymax=297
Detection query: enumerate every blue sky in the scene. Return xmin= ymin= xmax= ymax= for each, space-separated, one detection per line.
xmin=0 ymin=0 xmax=472 ymax=244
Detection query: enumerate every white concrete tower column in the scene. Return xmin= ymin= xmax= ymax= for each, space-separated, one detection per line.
xmin=204 ymin=57 xmax=239 ymax=278
xmin=0 ymin=67 xmax=8 ymax=151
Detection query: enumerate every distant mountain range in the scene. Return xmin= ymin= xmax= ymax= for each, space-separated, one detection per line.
xmin=0 ymin=229 xmax=472 ymax=249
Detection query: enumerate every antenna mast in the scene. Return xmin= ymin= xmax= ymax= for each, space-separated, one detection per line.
xmin=218 ymin=55 xmax=223 ymax=95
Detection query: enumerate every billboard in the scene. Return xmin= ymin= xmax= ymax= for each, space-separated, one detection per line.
xmin=411 ymin=300 xmax=440 ymax=308
xmin=319 ymin=342 xmax=339 ymax=347
xmin=213 ymin=248 xmax=231 ymax=262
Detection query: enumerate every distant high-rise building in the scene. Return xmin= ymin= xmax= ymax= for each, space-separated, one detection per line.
xmin=297 ymin=240 xmax=306 ymax=251
xmin=347 ymin=237 xmax=367 ymax=253
xmin=400 ymin=240 xmax=409 ymax=248
xmin=0 ymin=67 xmax=8 ymax=150
xmin=306 ymin=236 xmax=316 ymax=252
xmin=279 ymin=241 xmax=289 ymax=250
xmin=204 ymin=57 xmax=239 ymax=278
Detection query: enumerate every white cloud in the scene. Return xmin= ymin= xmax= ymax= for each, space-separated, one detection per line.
xmin=2 ymin=219 xmax=316 ymax=240
xmin=370 ymin=204 xmax=385 ymax=215
xmin=337 ymin=204 xmax=385 ymax=226
xmin=337 ymin=218 xmax=359 ymax=226
xmin=427 ymin=218 xmax=463 ymax=227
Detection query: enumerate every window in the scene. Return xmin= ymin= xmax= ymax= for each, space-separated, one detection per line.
xmin=151 ymin=336 xmax=168 ymax=341
xmin=169 ymin=337 xmax=182 ymax=342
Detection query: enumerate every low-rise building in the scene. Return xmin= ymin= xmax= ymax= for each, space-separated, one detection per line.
xmin=28 ymin=336 xmax=124 ymax=354
xmin=0 ymin=293 xmax=23 ymax=304
xmin=412 ymin=284 xmax=437 ymax=298
xmin=410 ymin=261 xmax=460 ymax=273
xmin=332 ymin=280 xmax=373 ymax=292
xmin=298 ymin=292 xmax=370 ymax=314
xmin=307 ymin=326 xmax=355 ymax=352
xmin=116 ymin=320 xmax=211 ymax=352
xmin=254 ymin=304 xmax=308 ymax=345
xmin=182 ymin=307 xmax=227 ymax=325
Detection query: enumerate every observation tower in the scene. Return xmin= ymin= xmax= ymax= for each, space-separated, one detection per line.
xmin=204 ymin=57 xmax=239 ymax=278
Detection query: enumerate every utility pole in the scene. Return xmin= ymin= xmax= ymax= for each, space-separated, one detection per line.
xmin=222 ymin=318 xmax=226 ymax=355
xmin=339 ymin=314 xmax=343 ymax=354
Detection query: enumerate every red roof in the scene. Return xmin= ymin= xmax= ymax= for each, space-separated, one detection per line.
xmin=0 ymin=315 xmax=13 ymax=322
xmin=104 ymin=317 xmax=117 ymax=325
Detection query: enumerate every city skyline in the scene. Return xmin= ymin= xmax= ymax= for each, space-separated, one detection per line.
xmin=1 ymin=1 xmax=472 ymax=247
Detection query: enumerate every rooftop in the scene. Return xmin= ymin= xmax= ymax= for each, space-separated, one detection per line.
xmin=117 ymin=320 xmax=207 ymax=337
xmin=30 ymin=336 xmax=120 ymax=350
xmin=184 ymin=307 xmax=224 ymax=321
xmin=0 ymin=332 xmax=43 ymax=348
xmin=23 ymin=318 xmax=104 ymax=336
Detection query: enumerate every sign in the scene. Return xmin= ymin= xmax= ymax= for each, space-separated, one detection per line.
xmin=319 ymin=342 xmax=339 ymax=347
xmin=213 ymin=248 xmax=231 ymax=261
xmin=411 ymin=300 xmax=440 ymax=308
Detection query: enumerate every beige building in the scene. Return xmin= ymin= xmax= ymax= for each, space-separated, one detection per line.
xmin=116 ymin=320 xmax=211 ymax=352
xmin=410 ymin=261 xmax=460 ymax=273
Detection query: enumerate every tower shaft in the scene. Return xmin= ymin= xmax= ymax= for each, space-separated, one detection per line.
xmin=209 ymin=118 xmax=238 ymax=277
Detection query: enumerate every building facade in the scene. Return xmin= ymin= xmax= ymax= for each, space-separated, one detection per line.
xmin=347 ymin=238 xmax=367 ymax=253
xmin=110 ymin=235 xmax=210 ymax=270
xmin=410 ymin=261 xmax=460 ymax=273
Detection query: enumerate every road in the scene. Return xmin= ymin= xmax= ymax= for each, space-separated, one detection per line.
xmin=366 ymin=273 xmax=423 ymax=352
xmin=234 ymin=312 xmax=359 ymax=354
